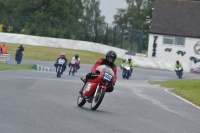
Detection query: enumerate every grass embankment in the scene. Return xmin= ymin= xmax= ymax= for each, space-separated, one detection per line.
xmin=5 ymin=43 xmax=122 ymax=66
xmin=151 ymin=80 xmax=200 ymax=107
xmin=0 ymin=63 xmax=34 ymax=71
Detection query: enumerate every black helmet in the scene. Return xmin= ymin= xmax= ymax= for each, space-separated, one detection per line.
xmin=75 ymin=54 xmax=79 ymax=59
xmin=128 ymin=57 xmax=132 ymax=62
xmin=106 ymin=50 xmax=117 ymax=63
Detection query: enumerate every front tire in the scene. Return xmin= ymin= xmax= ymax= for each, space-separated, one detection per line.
xmin=57 ymin=66 xmax=61 ymax=77
xmin=72 ymin=67 xmax=75 ymax=76
xmin=177 ymin=71 xmax=182 ymax=79
xmin=77 ymin=95 xmax=86 ymax=107
xmin=122 ymin=70 xmax=126 ymax=79
xmin=91 ymin=88 xmax=106 ymax=111
xmin=122 ymin=73 xmax=125 ymax=79
xmin=69 ymin=67 xmax=72 ymax=75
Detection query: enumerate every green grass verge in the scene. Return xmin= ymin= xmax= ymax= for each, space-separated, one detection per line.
xmin=151 ymin=80 xmax=200 ymax=107
xmin=0 ymin=63 xmax=35 ymax=71
xmin=5 ymin=43 xmax=123 ymax=66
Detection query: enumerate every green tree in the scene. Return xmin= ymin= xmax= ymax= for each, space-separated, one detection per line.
xmin=0 ymin=0 xmax=105 ymax=42
xmin=113 ymin=0 xmax=155 ymax=51
xmin=82 ymin=0 xmax=105 ymax=42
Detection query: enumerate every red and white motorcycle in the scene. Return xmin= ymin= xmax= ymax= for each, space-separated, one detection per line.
xmin=77 ymin=65 xmax=114 ymax=111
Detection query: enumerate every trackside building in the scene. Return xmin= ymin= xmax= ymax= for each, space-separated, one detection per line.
xmin=148 ymin=0 xmax=200 ymax=72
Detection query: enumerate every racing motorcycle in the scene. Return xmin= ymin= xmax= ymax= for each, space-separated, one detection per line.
xmin=175 ymin=67 xmax=183 ymax=79
xmin=77 ymin=65 xmax=114 ymax=111
xmin=56 ymin=59 xmax=65 ymax=78
xmin=69 ymin=60 xmax=77 ymax=76
xmin=122 ymin=64 xmax=131 ymax=79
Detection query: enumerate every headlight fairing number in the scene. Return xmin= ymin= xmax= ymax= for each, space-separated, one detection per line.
xmin=103 ymin=73 xmax=113 ymax=81
xmin=58 ymin=59 xmax=65 ymax=65
xmin=86 ymin=83 xmax=92 ymax=92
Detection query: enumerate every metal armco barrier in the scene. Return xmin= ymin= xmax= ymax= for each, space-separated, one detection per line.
xmin=0 ymin=54 xmax=10 ymax=63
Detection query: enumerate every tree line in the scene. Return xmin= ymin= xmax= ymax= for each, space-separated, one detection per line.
xmin=0 ymin=0 xmax=157 ymax=51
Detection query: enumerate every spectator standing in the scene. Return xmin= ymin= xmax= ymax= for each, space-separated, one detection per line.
xmin=15 ymin=45 xmax=24 ymax=64
xmin=1 ymin=43 xmax=7 ymax=54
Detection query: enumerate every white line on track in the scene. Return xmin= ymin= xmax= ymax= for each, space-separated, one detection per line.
xmin=0 ymin=75 xmax=83 ymax=83
xmin=164 ymin=89 xmax=200 ymax=110
xmin=0 ymin=70 xmax=11 ymax=73
xmin=0 ymin=70 xmax=84 ymax=76
xmin=145 ymin=80 xmax=200 ymax=110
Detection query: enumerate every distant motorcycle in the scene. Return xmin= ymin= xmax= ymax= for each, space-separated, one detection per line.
xmin=175 ymin=67 xmax=183 ymax=79
xmin=77 ymin=65 xmax=114 ymax=111
xmin=122 ymin=64 xmax=131 ymax=79
xmin=56 ymin=59 xmax=65 ymax=78
xmin=69 ymin=60 xmax=77 ymax=76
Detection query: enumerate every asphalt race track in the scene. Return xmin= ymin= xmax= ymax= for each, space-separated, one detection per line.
xmin=0 ymin=59 xmax=200 ymax=133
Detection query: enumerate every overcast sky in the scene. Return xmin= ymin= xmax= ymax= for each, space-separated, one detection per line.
xmin=99 ymin=0 xmax=127 ymax=24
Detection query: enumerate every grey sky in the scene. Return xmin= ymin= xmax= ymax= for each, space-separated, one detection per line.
xmin=99 ymin=0 xmax=127 ymax=24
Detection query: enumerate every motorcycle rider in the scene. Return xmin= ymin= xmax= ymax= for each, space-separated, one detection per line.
xmin=174 ymin=60 xmax=183 ymax=74
xmin=54 ymin=52 xmax=68 ymax=74
xmin=120 ymin=59 xmax=126 ymax=70
xmin=122 ymin=59 xmax=126 ymax=63
xmin=69 ymin=54 xmax=80 ymax=72
xmin=124 ymin=57 xmax=134 ymax=76
xmin=79 ymin=50 xmax=117 ymax=94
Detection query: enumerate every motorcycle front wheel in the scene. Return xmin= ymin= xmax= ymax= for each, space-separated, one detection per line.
xmin=77 ymin=94 xmax=86 ymax=107
xmin=177 ymin=71 xmax=182 ymax=79
xmin=69 ymin=67 xmax=72 ymax=75
xmin=72 ymin=67 xmax=75 ymax=76
xmin=91 ymin=88 xmax=106 ymax=111
xmin=57 ymin=66 xmax=62 ymax=77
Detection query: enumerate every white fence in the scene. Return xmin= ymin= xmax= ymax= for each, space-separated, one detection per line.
xmin=0 ymin=32 xmax=194 ymax=72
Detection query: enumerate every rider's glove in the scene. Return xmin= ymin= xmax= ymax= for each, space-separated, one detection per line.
xmin=86 ymin=73 xmax=92 ymax=78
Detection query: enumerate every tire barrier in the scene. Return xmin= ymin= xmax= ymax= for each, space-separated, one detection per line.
xmin=33 ymin=64 xmax=51 ymax=72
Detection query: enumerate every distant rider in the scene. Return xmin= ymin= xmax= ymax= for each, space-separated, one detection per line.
xmin=174 ymin=60 xmax=183 ymax=74
xmin=69 ymin=54 xmax=80 ymax=71
xmin=124 ymin=57 xmax=134 ymax=75
xmin=79 ymin=50 xmax=117 ymax=94
xmin=54 ymin=52 xmax=68 ymax=74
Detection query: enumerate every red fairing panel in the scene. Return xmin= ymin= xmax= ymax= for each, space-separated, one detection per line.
xmin=83 ymin=82 xmax=98 ymax=96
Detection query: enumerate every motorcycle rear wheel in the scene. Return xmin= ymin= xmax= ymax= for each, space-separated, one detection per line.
xmin=77 ymin=95 xmax=86 ymax=107
xmin=91 ymin=88 xmax=105 ymax=111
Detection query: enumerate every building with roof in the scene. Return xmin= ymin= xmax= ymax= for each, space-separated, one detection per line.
xmin=148 ymin=0 xmax=200 ymax=71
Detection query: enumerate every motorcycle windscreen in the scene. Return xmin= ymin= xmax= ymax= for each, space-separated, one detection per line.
xmin=83 ymin=82 xmax=98 ymax=96
xmin=96 ymin=65 xmax=114 ymax=77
